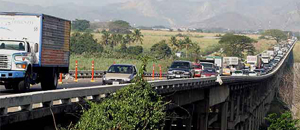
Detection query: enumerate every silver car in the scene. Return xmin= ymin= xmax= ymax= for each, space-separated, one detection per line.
xmin=102 ymin=64 xmax=137 ymax=85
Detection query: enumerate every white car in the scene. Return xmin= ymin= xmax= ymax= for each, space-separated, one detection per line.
xmin=249 ymin=71 xmax=258 ymax=76
xmin=232 ymin=70 xmax=243 ymax=76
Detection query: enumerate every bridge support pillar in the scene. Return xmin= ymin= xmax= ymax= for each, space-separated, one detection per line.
xmin=196 ymin=94 xmax=209 ymax=130
xmin=221 ymin=101 xmax=228 ymax=130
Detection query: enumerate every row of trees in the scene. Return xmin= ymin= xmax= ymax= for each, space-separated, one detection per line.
xmin=100 ymin=29 xmax=143 ymax=48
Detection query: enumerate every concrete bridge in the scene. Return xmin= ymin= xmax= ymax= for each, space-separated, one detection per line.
xmin=0 ymin=40 xmax=296 ymax=130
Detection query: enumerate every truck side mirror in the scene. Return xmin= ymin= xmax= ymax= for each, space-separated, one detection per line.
xmin=34 ymin=43 xmax=38 ymax=53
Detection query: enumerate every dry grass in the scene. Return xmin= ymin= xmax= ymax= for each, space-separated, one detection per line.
xmin=293 ymin=41 xmax=300 ymax=63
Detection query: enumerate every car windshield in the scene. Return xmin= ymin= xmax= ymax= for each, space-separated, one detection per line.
xmin=107 ymin=65 xmax=133 ymax=74
xmin=193 ymin=64 xmax=201 ymax=69
xmin=170 ymin=62 xmax=190 ymax=69
xmin=201 ymin=63 xmax=213 ymax=68
xmin=234 ymin=71 xmax=242 ymax=74
xmin=0 ymin=40 xmax=25 ymax=51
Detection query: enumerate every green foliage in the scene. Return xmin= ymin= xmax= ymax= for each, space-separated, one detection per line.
xmin=72 ymin=19 xmax=90 ymax=31
xmin=262 ymin=29 xmax=287 ymax=43
xmin=127 ymin=46 xmax=144 ymax=55
xmin=151 ymin=40 xmax=172 ymax=59
xmin=72 ymin=56 xmax=166 ymax=130
xmin=132 ymin=29 xmax=144 ymax=44
xmin=108 ymin=20 xmax=132 ymax=34
xmin=70 ymin=32 xmax=103 ymax=54
xmin=265 ymin=111 xmax=300 ymax=130
xmin=100 ymin=30 xmax=110 ymax=46
xmin=219 ymin=33 xmax=256 ymax=58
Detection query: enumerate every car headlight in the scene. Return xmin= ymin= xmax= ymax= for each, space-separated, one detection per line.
xmin=124 ymin=78 xmax=131 ymax=82
xmin=16 ymin=64 xmax=27 ymax=69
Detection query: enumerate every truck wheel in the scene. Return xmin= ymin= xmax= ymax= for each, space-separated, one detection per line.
xmin=4 ymin=84 xmax=13 ymax=89
xmin=41 ymin=69 xmax=58 ymax=90
xmin=13 ymin=71 xmax=30 ymax=92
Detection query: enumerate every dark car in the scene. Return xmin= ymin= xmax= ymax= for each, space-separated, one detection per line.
xmin=167 ymin=61 xmax=195 ymax=79
xmin=254 ymin=69 xmax=267 ymax=76
xmin=201 ymin=68 xmax=217 ymax=77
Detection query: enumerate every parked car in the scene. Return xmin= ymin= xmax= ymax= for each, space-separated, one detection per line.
xmin=167 ymin=61 xmax=195 ymax=79
xmin=232 ymin=70 xmax=243 ymax=76
xmin=193 ymin=63 xmax=202 ymax=77
xmin=102 ymin=64 xmax=138 ymax=85
xmin=249 ymin=71 xmax=258 ymax=76
xmin=201 ymin=68 xmax=218 ymax=77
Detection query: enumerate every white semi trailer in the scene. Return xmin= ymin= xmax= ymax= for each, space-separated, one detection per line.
xmin=0 ymin=12 xmax=71 ymax=91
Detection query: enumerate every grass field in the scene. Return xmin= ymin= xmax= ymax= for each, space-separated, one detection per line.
xmin=71 ymin=30 xmax=300 ymax=71
xmin=70 ymin=55 xmax=174 ymax=72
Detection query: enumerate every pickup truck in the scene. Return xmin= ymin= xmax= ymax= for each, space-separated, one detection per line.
xmin=167 ymin=61 xmax=195 ymax=79
xmin=0 ymin=12 xmax=71 ymax=91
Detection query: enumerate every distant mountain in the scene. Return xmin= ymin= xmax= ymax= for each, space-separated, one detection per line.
xmin=1 ymin=0 xmax=300 ymax=31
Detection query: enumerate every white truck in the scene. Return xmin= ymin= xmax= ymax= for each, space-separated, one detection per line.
xmin=266 ymin=50 xmax=275 ymax=60
xmin=223 ymin=57 xmax=241 ymax=72
xmin=246 ymin=56 xmax=258 ymax=71
xmin=0 ymin=12 xmax=71 ymax=91
xmin=261 ymin=52 xmax=270 ymax=64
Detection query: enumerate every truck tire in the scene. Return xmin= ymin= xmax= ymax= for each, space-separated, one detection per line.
xmin=41 ymin=69 xmax=58 ymax=90
xmin=13 ymin=71 xmax=30 ymax=92
xmin=4 ymin=84 xmax=13 ymax=89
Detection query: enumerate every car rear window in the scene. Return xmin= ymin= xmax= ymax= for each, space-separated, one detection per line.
xmin=108 ymin=65 xmax=133 ymax=74
xmin=171 ymin=62 xmax=190 ymax=69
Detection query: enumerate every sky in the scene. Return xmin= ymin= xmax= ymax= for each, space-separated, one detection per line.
xmin=1 ymin=0 xmax=133 ymax=7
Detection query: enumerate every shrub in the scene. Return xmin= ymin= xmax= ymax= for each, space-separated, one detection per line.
xmin=70 ymin=32 xmax=103 ymax=55
xmin=265 ymin=111 xmax=300 ymax=130
xmin=127 ymin=46 xmax=143 ymax=55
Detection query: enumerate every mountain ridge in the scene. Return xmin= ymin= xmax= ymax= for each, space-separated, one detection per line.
xmin=1 ymin=0 xmax=300 ymax=31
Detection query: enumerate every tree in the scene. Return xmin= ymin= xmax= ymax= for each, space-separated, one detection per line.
xmin=108 ymin=20 xmax=131 ymax=34
xmin=72 ymin=19 xmax=90 ymax=31
xmin=100 ymin=30 xmax=110 ymax=46
xmin=132 ymin=29 xmax=144 ymax=44
xmin=169 ymin=36 xmax=180 ymax=52
xmin=150 ymin=40 xmax=172 ymax=59
xmin=265 ymin=111 xmax=300 ymax=130
xmin=70 ymin=32 xmax=103 ymax=54
xmin=122 ymin=34 xmax=133 ymax=45
xmin=219 ymin=33 xmax=256 ymax=58
xmin=262 ymin=29 xmax=287 ymax=43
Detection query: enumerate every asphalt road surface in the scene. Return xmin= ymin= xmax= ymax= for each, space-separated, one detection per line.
xmin=0 ymin=78 xmax=104 ymax=96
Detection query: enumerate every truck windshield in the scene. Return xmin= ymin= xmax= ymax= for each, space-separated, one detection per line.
xmin=0 ymin=41 xmax=25 ymax=51
xmin=171 ymin=62 xmax=190 ymax=69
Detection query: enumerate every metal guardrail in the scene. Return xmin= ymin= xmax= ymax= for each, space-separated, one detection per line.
xmin=66 ymin=71 xmax=167 ymax=78
xmin=0 ymin=40 xmax=296 ymax=117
